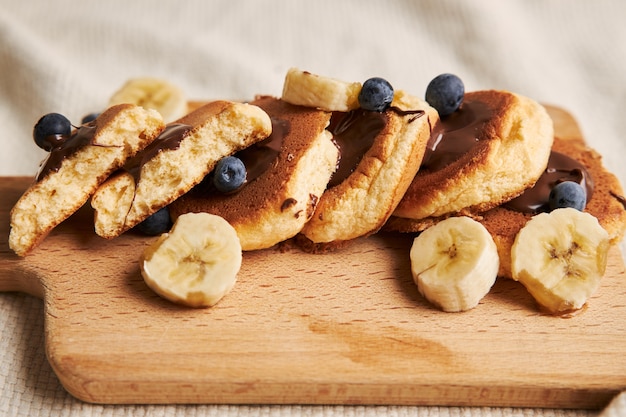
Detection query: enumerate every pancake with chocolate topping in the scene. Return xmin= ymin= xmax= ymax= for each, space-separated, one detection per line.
xmin=91 ymin=100 xmax=272 ymax=239
xmin=298 ymin=90 xmax=437 ymax=250
xmin=169 ymin=96 xmax=338 ymax=251
xmin=392 ymin=90 xmax=554 ymax=224
xmin=385 ymin=134 xmax=626 ymax=279
xmin=9 ymin=104 xmax=165 ymax=256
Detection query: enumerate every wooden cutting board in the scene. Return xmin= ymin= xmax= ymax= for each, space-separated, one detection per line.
xmin=1 ymin=106 xmax=625 ymax=409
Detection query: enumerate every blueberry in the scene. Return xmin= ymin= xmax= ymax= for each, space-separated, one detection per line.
xmin=358 ymin=77 xmax=394 ymax=112
xmin=213 ymin=156 xmax=247 ymax=193
xmin=548 ymin=181 xmax=587 ymax=211
xmin=135 ymin=207 xmax=172 ymax=235
xmin=33 ymin=113 xmax=72 ymax=151
xmin=425 ymin=73 xmax=464 ymax=117
xmin=81 ymin=112 xmax=100 ymax=124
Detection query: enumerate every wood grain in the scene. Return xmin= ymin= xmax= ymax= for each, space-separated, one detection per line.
xmin=1 ymin=106 xmax=625 ymax=409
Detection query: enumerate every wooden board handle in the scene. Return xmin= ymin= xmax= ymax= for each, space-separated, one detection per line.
xmin=0 ymin=257 xmax=44 ymax=298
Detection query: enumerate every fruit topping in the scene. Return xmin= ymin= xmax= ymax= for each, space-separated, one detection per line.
xmin=213 ymin=156 xmax=247 ymax=193
xmin=358 ymin=77 xmax=394 ymax=112
xmin=281 ymin=67 xmax=362 ymax=112
xmin=511 ymin=208 xmax=609 ymax=314
xmin=108 ymin=77 xmax=188 ymax=122
xmin=81 ymin=112 xmax=100 ymax=124
xmin=548 ymin=181 xmax=587 ymax=211
xmin=425 ymin=73 xmax=465 ymax=117
xmin=33 ymin=113 xmax=72 ymax=151
xmin=409 ymin=216 xmax=499 ymax=312
xmin=135 ymin=207 xmax=172 ymax=236
xmin=140 ymin=212 xmax=242 ymax=308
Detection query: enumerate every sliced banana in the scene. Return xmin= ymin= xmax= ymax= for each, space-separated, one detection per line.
xmin=409 ymin=216 xmax=499 ymax=312
xmin=281 ymin=67 xmax=361 ymax=112
xmin=511 ymin=208 xmax=609 ymax=314
xmin=109 ymin=77 xmax=188 ymax=122
xmin=140 ymin=212 xmax=242 ymax=308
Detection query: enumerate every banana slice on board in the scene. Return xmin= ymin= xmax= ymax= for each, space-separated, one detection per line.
xmin=109 ymin=77 xmax=188 ymax=122
xmin=511 ymin=207 xmax=609 ymax=314
xmin=281 ymin=67 xmax=361 ymax=112
xmin=409 ymin=216 xmax=499 ymax=312
xmin=140 ymin=212 xmax=242 ymax=308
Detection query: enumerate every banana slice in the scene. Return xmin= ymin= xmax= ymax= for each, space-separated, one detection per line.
xmin=140 ymin=212 xmax=242 ymax=308
xmin=281 ymin=67 xmax=361 ymax=112
xmin=511 ymin=208 xmax=609 ymax=314
xmin=409 ymin=216 xmax=499 ymax=312
xmin=109 ymin=77 xmax=188 ymax=122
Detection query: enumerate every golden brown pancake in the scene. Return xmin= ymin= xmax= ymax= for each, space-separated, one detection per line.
xmin=169 ymin=96 xmax=338 ymax=251
xmin=393 ymin=90 xmax=554 ymax=224
xmin=91 ymin=101 xmax=271 ymax=239
xmin=9 ymin=104 xmax=165 ymax=256
xmin=298 ymin=91 xmax=437 ymax=250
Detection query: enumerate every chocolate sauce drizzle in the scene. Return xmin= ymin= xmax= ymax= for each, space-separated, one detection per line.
xmin=420 ymin=100 xmax=493 ymax=171
xmin=327 ymin=109 xmax=386 ymax=187
xmin=237 ymin=117 xmax=290 ymax=184
xmin=327 ymin=106 xmax=424 ymax=188
xmin=610 ymin=191 xmax=626 ymax=210
xmin=123 ymin=123 xmax=192 ymax=182
xmin=36 ymin=123 xmax=98 ymax=181
xmin=389 ymin=106 xmax=425 ymax=123
xmin=505 ymin=151 xmax=594 ymax=214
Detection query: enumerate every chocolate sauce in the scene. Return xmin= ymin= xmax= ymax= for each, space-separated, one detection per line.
xmin=281 ymin=198 xmax=297 ymax=212
xmin=325 ymin=106 xmax=425 ymax=188
xmin=505 ymin=151 xmax=594 ymax=214
xmin=189 ymin=118 xmax=289 ymax=196
xmin=388 ymin=106 xmax=425 ymax=123
xmin=36 ymin=123 xmax=98 ymax=181
xmin=40 ymin=132 xmax=70 ymax=151
xmin=611 ymin=192 xmax=626 ymax=210
xmin=420 ymin=100 xmax=494 ymax=171
xmin=237 ymin=117 xmax=289 ymax=184
xmin=327 ymin=109 xmax=386 ymax=187
xmin=123 ymin=123 xmax=191 ymax=181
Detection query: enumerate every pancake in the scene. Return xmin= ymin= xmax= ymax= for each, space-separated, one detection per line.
xmin=169 ymin=96 xmax=338 ymax=251
xmin=91 ymin=101 xmax=272 ymax=239
xmin=9 ymin=104 xmax=165 ymax=256
xmin=297 ymin=90 xmax=437 ymax=250
xmin=392 ymin=90 xmax=554 ymax=224
xmin=385 ymin=135 xmax=626 ymax=279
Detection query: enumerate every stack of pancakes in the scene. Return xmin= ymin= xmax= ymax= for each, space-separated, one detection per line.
xmin=172 ymin=88 xmax=626 ymax=280
xmin=170 ymin=90 xmax=438 ymax=252
xmin=10 ymin=76 xmax=626 ymax=282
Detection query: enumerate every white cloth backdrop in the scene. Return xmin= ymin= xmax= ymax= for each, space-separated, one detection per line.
xmin=1 ymin=0 xmax=625 ymax=416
